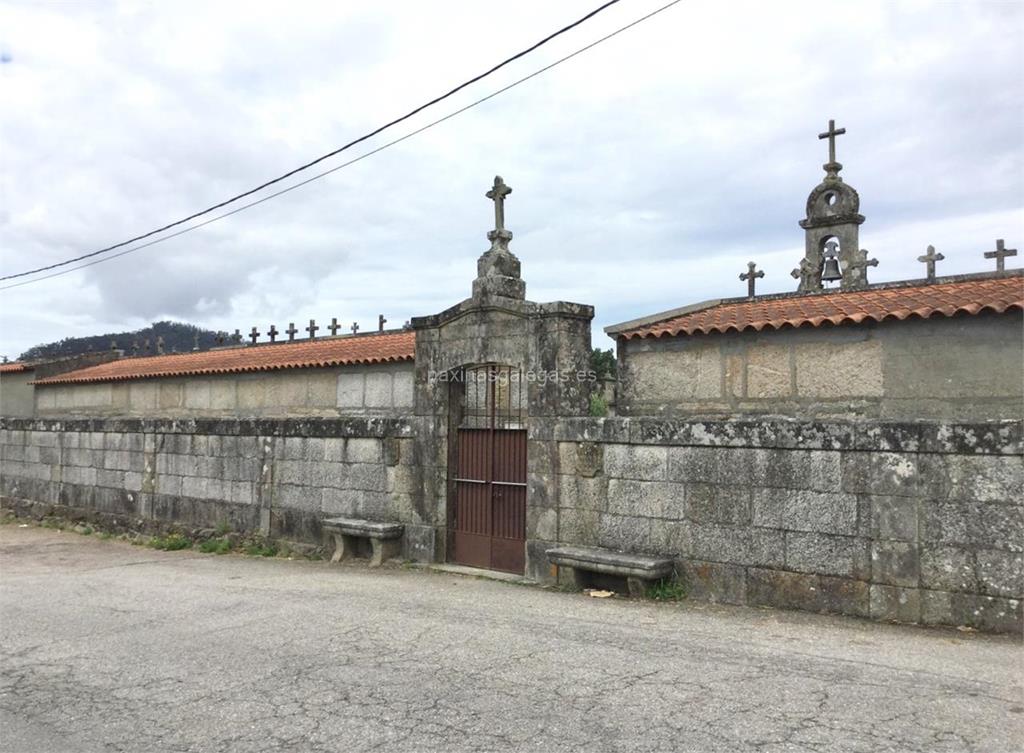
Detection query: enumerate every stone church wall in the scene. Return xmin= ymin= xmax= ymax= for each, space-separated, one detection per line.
xmin=533 ymin=416 xmax=1022 ymax=632
xmin=616 ymin=312 xmax=1023 ymax=421
xmin=0 ymin=416 xmax=432 ymax=561
xmin=33 ymin=362 xmax=415 ymax=418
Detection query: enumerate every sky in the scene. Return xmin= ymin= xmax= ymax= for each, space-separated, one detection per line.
xmin=1 ymin=0 xmax=1021 ymax=360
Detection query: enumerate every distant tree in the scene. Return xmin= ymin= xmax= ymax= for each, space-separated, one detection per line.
xmin=590 ymin=347 xmax=616 ymax=380
xmin=19 ymin=321 xmax=222 ymax=361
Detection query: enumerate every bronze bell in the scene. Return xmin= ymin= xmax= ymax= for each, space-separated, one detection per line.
xmin=821 ymin=255 xmax=843 ymax=282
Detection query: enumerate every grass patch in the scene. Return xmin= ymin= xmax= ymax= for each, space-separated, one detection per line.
xmin=214 ymin=520 xmax=232 ymax=536
xmin=149 ymin=533 xmax=192 ymax=551
xmin=645 ymin=578 xmax=687 ymax=601
xmin=198 ymin=537 xmax=233 ymax=555
xmin=98 ymin=532 xmax=114 ymax=540
xmin=243 ymin=539 xmax=278 ymax=557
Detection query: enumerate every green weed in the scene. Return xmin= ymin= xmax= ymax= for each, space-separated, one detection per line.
xmin=149 ymin=533 xmax=192 ymax=551
xmin=645 ymin=578 xmax=687 ymax=601
xmin=199 ymin=537 xmax=233 ymax=555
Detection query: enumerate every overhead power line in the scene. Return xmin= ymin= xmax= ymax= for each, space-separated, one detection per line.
xmin=0 ymin=0 xmax=685 ymax=291
xmin=1 ymin=0 xmax=621 ymax=283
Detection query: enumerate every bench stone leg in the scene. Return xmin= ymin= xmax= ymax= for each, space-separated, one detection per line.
xmin=627 ymin=577 xmax=647 ymax=598
xmin=369 ymin=537 xmax=402 ymax=567
xmin=330 ymin=533 xmax=356 ymax=564
xmin=572 ymin=568 xmax=591 ymax=591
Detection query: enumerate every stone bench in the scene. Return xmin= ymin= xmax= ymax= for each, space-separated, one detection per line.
xmin=322 ymin=518 xmax=404 ymax=567
xmin=546 ymin=546 xmax=674 ymax=597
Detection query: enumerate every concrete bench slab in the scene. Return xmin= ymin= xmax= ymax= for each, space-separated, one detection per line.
xmin=547 ymin=546 xmax=674 ymax=597
xmin=322 ymin=517 xmax=404 ymax=567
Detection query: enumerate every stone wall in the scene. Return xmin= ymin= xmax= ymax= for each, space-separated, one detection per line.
xmin=616 ymin=312 xmax=1024 ymax=421
xmin=0 ymin=370 xmax=35 ymax=417
xmin=34 ymin=362 xmax=415 ymax=418
xmin=532 ymin=417 xmax=1023 ymax=632
xmin=0 ymin=416 xmax=431 ymax=559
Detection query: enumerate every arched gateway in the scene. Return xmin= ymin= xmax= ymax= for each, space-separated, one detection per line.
xmin=411 ymin=176 xmax=594 ymax=577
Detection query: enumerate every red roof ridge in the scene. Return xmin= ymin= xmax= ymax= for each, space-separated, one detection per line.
xmin=610 ymin=273 xmax=1024 ymax=340
xmin=33 ymin=330 xmax=416 ymax=385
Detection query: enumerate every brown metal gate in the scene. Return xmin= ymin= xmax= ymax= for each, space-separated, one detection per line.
xmin=450 ymin=365 xmax=526 ymax=574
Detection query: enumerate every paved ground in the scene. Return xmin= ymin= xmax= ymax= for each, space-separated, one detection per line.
xmin=0 ymin=525 xmax=1021 ymax=753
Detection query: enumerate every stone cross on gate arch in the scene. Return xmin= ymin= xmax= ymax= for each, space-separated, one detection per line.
xmin=917 ymin=245 xmax=944 ymax=281
xmin=819 ymin=118 xmax=846 ymax=166
xmin=739 ymin=261 xmax=764 ymax=298
xmin=286 ymin=323 xmax=298 ymax=341
xmin=328 ymin=318 xmax=341 ymax=336
xmin=249 ymin=327 xmax=260 ymax=345
xmin=486 ymin=175 xmax=512 ymax=232
xmin=985 ymin=238 xmax=1017 ymax=272
xmin=268 ymin=325 xmax=278 ymax=343
xmin=306 ymin=319 xmax=319 ymax=339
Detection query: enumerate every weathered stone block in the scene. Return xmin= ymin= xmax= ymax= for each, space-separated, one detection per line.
xmin=651 ymin=520 xmax=692 ymax=556
xmin=746 ymin=343 xmax=792 ymax=399
xmin=920 ymin=546 xmax=976 ymax=593
xmin=871 ymin=541 xmax=920 ymax=587
xmin=795 ymin=339 xmax=882 ymax=398
xmin=682 ymin=560 xmax=746 ymax=605
xmin=747 ymin=568 xmax=869 ymax=617
xmin=975 ymin=549 xmax=1024 ymax=598
xmin=686 ymin=483 xmax=751 ymax=525
xmin=598 ymin=513 xmax=652 ymax=553
xmin=919 ymin=589 xmax=953 ymax=625
xmin=949 ymin=593 xmax=1022 ymax=633
xmin=558 ymin=507 xmax=601 ymax=546
xmin=690 ymin=523 xmax=748 ymax=565
xmin=393 ymin=370 xmax=415 ymax=408
xmin=607 ymin=479 xmax=681 ymax=519
xmin=364 ymin=372 xmax=393 ymax=408
xmin=869 ymin=495 xmax=918 ymax=541
xmin=604 ymin=444 xmax=667 ymax=480
xmin=765 ymin=449 xmax=842 ymax=493
xmin=336 ymin=373 xmax=364 ymax=409
xmin=626 ymin=348 xmax=722 ymax=403
xmin=786 ymin=532 xmax=868 ymax=578
xmin=870 ymin=584 xmax=921 ymax=623
xmin=346 ymin=438 xmax=382 ymax=464
xmin=748 ymin=528 xmax=786 ymax=568
xmin=527 ymin=506 xmax=558 ymax=540
xmin=841 ymin=451 xmax=918 ymax=497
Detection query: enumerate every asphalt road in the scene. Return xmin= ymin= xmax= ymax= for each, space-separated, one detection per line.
xmin=0 ymin=524 xmax=1021 ymax=753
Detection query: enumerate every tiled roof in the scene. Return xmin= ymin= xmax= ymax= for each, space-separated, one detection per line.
xmin=33 ymin=331 xmax=415 ymax=385
xmin=613 ymin=274 xmax=1024 ymax=340
xmin=0 ymin=362 xmax=31 ymax=374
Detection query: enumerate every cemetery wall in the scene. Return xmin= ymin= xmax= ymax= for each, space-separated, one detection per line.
xmin=33 ymin=362 xmax=415 ymax=418
xmin=532 ymin=416 xmax=1023 ymax=632
xmin=616 ymin=312 xmax=1023 ymax=421
xmin=0 ymin=416 xmax=433 ymax=561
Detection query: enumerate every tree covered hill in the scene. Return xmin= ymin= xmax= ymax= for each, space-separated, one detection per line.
xmin=18 ymin=321 xmax=223 ymax=361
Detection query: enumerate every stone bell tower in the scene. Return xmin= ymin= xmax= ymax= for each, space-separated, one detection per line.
xmin=794 ymin=120 xmax=875 ymax=292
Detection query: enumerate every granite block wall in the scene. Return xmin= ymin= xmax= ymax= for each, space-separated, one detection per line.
xmin=0 ymin=417 xmax=432 ymax=560
xmin=616 ymin=312 xmax=1024 ymax=421
xmin=536 ymin=417 xmax=1023 ymax=632
xmin=33 ymin=362 xmax=415 ymax=418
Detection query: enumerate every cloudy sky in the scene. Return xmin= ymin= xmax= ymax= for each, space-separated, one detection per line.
xmin=1 ymin=0 xmax=1021 ymax=359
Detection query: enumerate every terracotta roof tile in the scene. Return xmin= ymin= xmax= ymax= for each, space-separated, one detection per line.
xmin=0 ymin=362 xmax=31 ymax=374
xmin=33 ymin=331 xmax=415 ymax=385
xmin=617 ymin=275 xmax=1024 ymax=339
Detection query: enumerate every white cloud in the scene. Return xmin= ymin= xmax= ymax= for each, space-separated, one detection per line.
xmin=0 ymin=0 xmax=1021 ymax=359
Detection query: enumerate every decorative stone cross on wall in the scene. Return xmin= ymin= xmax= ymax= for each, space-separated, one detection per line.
xmin=486 ymin=176 xmax=512 ymax=232
xmin=917 ymin=245 xmax=944 ymax=281
xmin=286 ymin=323 xmax=298 ymax=341
xmin=739 ymin=262 xmax=764 ymax=298
xmin=985 ymin=238 xmax=1017 ymax=272
xmin=329 ymin=318 xmax=341 ymax=336
xmin=378 ymin=314 xmax=387 ymax=332
xmin=249 ymin=327 xmax=260 ymax=345
xmin=306 ymin=319 xmax=319 ymax=339
xmin=268 ymin=325 xmax=278 ymax=343
xmin=844 ymin=249 xmax=878 ymax=289
xmin=232 ymin=330 xmax=242 ymax=344
xmin=351 ymin=322 xmax=360 ymax=335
